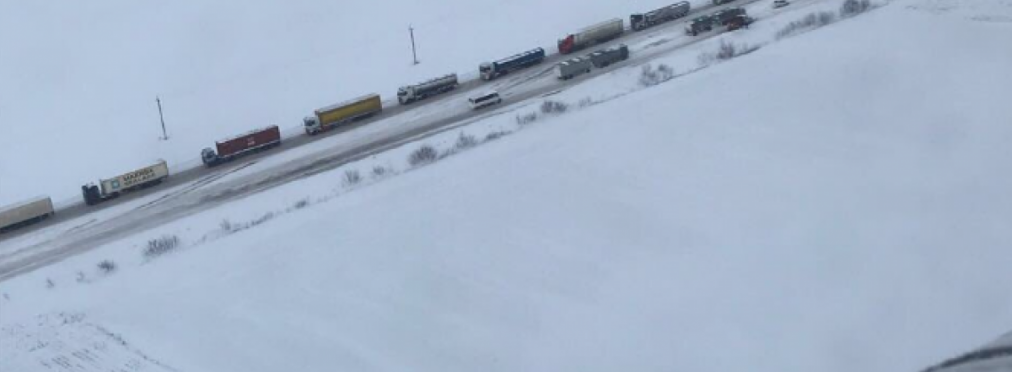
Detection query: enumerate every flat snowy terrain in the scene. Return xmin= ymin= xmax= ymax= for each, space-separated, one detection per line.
xmin=2 ymin=0 xmax=1011 ymax=371
xmin=0 ymin=0 xmax=711 ymax=205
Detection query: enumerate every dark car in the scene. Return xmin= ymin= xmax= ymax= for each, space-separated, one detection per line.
xmin=726 ymin=15 xmax=753 ymax=31
xmin=685 ymin=15 xmax=714 ymax=36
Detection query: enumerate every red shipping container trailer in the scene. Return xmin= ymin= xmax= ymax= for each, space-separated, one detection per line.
xmin=202 ymin=125 xmax=282 ymax=167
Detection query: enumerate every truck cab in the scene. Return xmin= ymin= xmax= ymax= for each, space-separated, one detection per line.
xmin=397 ymin=86 xmax=412 ymax=104
xmin=201 ymin=148 xmax=220 ymax=166
xmin=304 ymin=116 xmax=321 ymax=135
xmin=479 ymin=63 xmax=495 ymax=80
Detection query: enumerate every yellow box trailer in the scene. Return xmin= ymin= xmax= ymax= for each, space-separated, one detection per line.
xmin=304 ymin=94 xmax=382 ymax=135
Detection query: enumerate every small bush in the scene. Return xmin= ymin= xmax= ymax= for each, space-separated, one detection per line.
xmin=247 ymin=210 xmax=275 ymax=228
xmin=776 ymin=11 xmax=837 ymax=39
xmin=97 ymin=260 xmax=117 ymax=274
xmin=76 ymin=271 xmax=86 ymax=283
xmin=46 ymin=278 xmax=55 ymax=289
xmin=484 ymin=131 xmax=509 ymax=142
xmin=540 ymin=100 xmax=569 ymax=115
xmin=372 ymin=166 xmax=389 ymax=178
xmin=699 ymin=41 xmax=760 ymax=66
xmin=144 ymin=235 xmax=181 ymax=259
xmin=220 ymin=219 xmax=233 ymax=232
xmin=292 ymin=198 xmax=310 ymax=210
xmin=516 ymin=112 xmax=539 ymax=126
xmin=639 ymin=64 xmax=675 ymax=87
xmin=455 ymin=132 xmax=478 ymax=150
xmin=716 ymin=41 xmax=738 ymax=60
xmin=344 ymin=169 xmax=361 ymax=186
xmin=840 ymin=0 xmax=871 ymax=17
xmin=409 ymin=145 xmax=439 ymax=166
xmin=578 ymin=97 xmax=595 ymax=108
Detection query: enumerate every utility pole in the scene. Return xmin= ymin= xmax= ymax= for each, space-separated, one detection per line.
xmin=409 ymin=26 xmax=419 ymax=65
xmin=156 ymin=96 xmax=168 ymax=141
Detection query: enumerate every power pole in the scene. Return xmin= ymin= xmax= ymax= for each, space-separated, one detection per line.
xmin=409 ymin=26 xmax=419 ymax=65
xmin=156 ymin=96 xmax=168 ymax=141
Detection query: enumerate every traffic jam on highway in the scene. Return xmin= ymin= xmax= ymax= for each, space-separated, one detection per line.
xmin=0 ymin=0 xmax=757 ymax=234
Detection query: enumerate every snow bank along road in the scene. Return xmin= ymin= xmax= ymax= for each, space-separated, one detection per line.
xmin=0 ymin=0 xmax=775 ymax=280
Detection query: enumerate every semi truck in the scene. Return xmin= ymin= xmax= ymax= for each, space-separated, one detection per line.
xmin=0 ymin=197 xmax=54 ymax=233
xmin=556 ymin=57 xmax=592 ymax=80
xmin=480 ymin=48 xmax=545 ymax=81
xmin=630 ymin=2 xmax=691 ymax=31
xmin=686 ymin=15 xmax=715 ymax=36
xmin=82 ymin=160 xmax=169 ymax=206
xmin=588 ymin=44 xmax=630 ymax=68
xmin=398 ymin=74 xmax=458 ymax=104
xmin=558 ymin=18 xmax=625 ymax=55
xmin=202 ymin=125 xmax=281 ymax=167
xmin=713 ymin=8 xmax=748 ymax=26
xmin=304 ymin=94 xmax=382 ymax=135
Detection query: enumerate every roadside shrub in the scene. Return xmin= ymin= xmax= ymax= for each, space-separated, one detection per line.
xmin=840 ymin=0 xmax=872 ymax=17
xmin=516 ymin=112 xmax=539 ymax=125
xmin=372 ymin=166 xmax=388 ymax=178
xmin=455 ymin=132 xmax=478 ymax=150
xmin=639 ymin=64 xmax=675 ymax=87
xmin=699 ymin=40 xmax=760 ymax=66
xmin=76 ymin=271 xmax=86 ymax=283
xmin=484 ymin=131 xmax=510 ymax=142
xmin=220 ymin=219 xmax=233 ymax=232
xmin=344 ymin=169 xmax=361 ymax=186
xmin=776 ymin=11 xmax=837 ymax=39
xmin=409 ymin=145 xmax=438 ymax=166
xmin=46 ymin=278 xmax=55 ymax=289
xmin=578 ymin=97 xmax=595 ymax=108
xmin=144 ymin=235 xmax=181 ymax=259
xmin=248 ymin=212 xmax=275 ymax=228
xmin=540 ymin=100 xmax=569 ymax=115
xmin=97 ymin=260 xmax=117 ymax=274
xmin=292 ymin=198 xmax=310 ymax=210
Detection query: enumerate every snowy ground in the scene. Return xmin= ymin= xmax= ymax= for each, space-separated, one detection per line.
xmin=0 ymin=0 xmax=774 ymax=277
xmin=0 ymin=0 xmax=717 ymax=206
xmin=2 ymin=0 xmax=1012 ymax=371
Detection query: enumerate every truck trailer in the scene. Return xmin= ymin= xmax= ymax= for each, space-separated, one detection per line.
xmin=558 ymin=18 xmax=625 ymax=54
xmin=480 ymin=48 xmax=545 ymax=81
xmin=588 ymin=44 xmax=630 ymax=68
xmin=398 ymin=74 xmax=458 ymax=104
xmin=82 ymin=160 xmax=169 ymax=206
xmin=0 ymin=197 xmax=54 ymax=233
xmin=713 ymin=8 xmax=748 ymax=26
xmin=685 ymin=15 xmax=715 ymax=36
xmin=631 ymin=2 xmax=691 ymax=31
xmin=202 ymin=125 xmax=281 ymax=167
xmin=556 ymin=57 xmax=592 ymax=80
xmin=304 ymin=94 xmax=383 ymax=135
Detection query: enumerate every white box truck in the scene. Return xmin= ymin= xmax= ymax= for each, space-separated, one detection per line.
xmin=0 ymin=197 xmax=55 ymax=233
xmin=82 ymin=160 xmax=170 ymax=206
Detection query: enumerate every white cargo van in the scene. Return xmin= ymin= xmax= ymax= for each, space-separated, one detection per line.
xmin=469 ymin=91 xmax=502 ymax=110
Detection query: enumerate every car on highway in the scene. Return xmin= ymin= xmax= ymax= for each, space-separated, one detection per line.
xmin=469 ymin=91 xmax=503 ymax=110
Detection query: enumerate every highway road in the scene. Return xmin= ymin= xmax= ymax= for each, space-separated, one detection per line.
xmin=0 ymin=0 xmax=766 ymax=281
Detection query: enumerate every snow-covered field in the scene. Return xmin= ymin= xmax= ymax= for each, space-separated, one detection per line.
xmin=2 ymin=0 xmax=1012 ymax=371
xmin=0 ymin=0 xmax=715 ymax=206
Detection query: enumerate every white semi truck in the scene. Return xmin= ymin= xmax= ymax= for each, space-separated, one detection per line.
xmin=82 ymin=160 xmax=170 ymax=206
xmin=397 ymin=74 xmax=458 ymax=104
